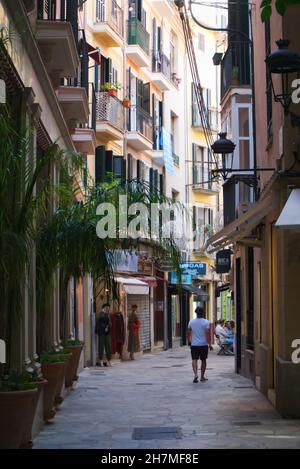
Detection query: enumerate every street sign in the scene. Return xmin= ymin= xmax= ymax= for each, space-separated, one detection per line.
xmin=216 ymin=250 xmax=232 ymax=274
xmin=180 ymin=262 xmax=207 ymax=276
xmin=169 ymin=272 xmax=193 ymax=285
xmin=155 ymin=258 xmax=175 ymax=272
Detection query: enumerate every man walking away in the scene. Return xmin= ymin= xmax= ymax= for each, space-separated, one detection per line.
xmin=187 ymin=307 xmax=211 ymax=383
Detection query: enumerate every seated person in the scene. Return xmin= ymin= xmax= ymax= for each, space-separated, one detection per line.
xmin=215 ymin=320 xmax=234 ymax=354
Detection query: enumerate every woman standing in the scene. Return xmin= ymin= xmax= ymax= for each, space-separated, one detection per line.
xmin=127 ymin=304 xmax=141 ymax=360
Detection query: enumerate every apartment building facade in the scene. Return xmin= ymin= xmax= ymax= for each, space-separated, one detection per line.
xmin=207 ymin=1 xmax=300 ymax=417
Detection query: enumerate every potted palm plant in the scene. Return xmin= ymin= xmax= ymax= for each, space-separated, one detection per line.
xmin=63 ymin=339 xmax=84 ymax=385
xmin=39 ymin=354 xmax=66 ymax=422
xmin=0 ymin=372 xmax=38 ymax=449
xmin=101 ymin=82 xmax=121 ymax=97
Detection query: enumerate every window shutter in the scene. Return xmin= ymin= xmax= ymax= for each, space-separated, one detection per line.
xmin=152 ymin=93 xmax=157 ymax=149
xmin=143 ymin=83 xmax=150 ymax=113
xmin=105 ymin=150 xmax=113 ymax=181
xmin=137 ymin=159 xmax=141 ymax=182
xmin=136 ymin=78 xmax=143 ymax=108
xmin=154 ymin=169 xmax=158 ymax=193
xmin=94 ymin=63 xmax=99 ymax=92
xmin=95 ymin=145 xmax=105 ymax=184
xmin=159 ymin=173 xmax=164 ymax=195
xmin=152 ymin=17 xmax=157 ymax=51
xmin=149 ymin=167 xmax=154 ymax=191
xmin=192 ymin=143 xmax=196 ymax=185
xmin=127 ymin=153 xmax=133 ymax=180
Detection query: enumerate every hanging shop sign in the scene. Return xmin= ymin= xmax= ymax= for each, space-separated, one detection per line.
xmin=216 ymin=250 xmax=232 ymax=274
xmin=155 ymin=257 xmax=175 ymax=272
xmin=169 ymin=272 xmax=193 ymax=285
xmin=180 ymin=262 xmax=207 ymax=277
xmin=111 ymin=250 xmax=138 ymax=273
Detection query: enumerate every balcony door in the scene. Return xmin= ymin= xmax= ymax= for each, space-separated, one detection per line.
xmin=129 ymin=0 xmax=142 ymax=21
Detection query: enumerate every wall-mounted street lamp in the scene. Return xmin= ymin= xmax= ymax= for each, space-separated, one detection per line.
xmin=211 ymin=132 xmax=275 ymax=186
xmin=211 ymin=132 xmax=236 ymax=180
xmin=265 ymin=39 xmax=300 ymax=115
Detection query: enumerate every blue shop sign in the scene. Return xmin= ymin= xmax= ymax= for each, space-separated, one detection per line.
xmin=180 ymin=262 xmax=207 ymax=276
xmin=170 ymin=272 xmax=193 ymax=285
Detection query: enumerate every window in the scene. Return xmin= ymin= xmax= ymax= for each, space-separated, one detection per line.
xmin=198 ymin=33 xmax=205 ymax=52
xmin=193 ymin=207 xmax=214 ymax=250
xmin=192 ymin=84 xmax=211 ymax=127
xmin=192 ymin=144 xmax=211 ymax=187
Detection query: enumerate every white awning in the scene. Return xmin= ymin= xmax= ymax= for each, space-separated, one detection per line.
xmin=115 ymin=277 xmax=149 ymax=295
xmin=275 ymin=188 xmax=300 ymax=229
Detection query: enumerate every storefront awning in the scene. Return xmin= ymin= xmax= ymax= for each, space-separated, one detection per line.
xmin=137 ymin=277 xmax=158 ymax=288
xmin=206 ymin=194 xmax=277 ymax=253
xmin=275 ymin=188 xmax=300 ymax=229
xmin=115 ymin=277 xmax=149 ymax=295
xmin=182 ymin=285 xmax=210 ymax=302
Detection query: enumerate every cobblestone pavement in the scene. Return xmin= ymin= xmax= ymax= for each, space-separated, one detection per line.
xmin=34 ymin=347 xmax=300 ymax=449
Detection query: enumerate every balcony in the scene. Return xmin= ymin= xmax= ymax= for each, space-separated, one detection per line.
xmin=127 ymin=19 xmax=150 ymax=68
xmin=96 ymin=91 xmax=124 ymax=142
xmin=221 ymin=41 xmax=251 ymax=99
xmin=72 ymin=84 xmax=97 ymax=155
xmin=93 ymin=0 xmax=124 ymax=47
xmin=151 ymin=0 xmax=174 ymax=17
xmin=127 ymin=106 xmax=153 ymax=151
xmin=57 ymin=85 xmax=89 ymax=133
xmin=151 ymin=51 xmax=173 ymax=92
xmin=36 ymin=0 xmax=79 ymax=83
xmin=192 ymin=108 xmax=218 ymax=132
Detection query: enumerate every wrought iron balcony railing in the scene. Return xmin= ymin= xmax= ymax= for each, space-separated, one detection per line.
xmin=127 ymin=106 xmax=153 ymax=142
xmin=127 ymin=19 xmax=150 ymax=55
xmin=221 ymin=41 xmax=251 ymax=98
xmin=152 ymin=50 xmax=171 ymax=81
xmin=95 ymin=0 xmax=124 ymax=38
xmin=96 ymin=92 xmax=124 ymax=130
xmin=37 ymin=0 xmax=78 ymax=41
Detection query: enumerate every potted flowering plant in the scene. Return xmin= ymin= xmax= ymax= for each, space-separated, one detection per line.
xmin=101 ymin=82 xmax=121 ymax=97
xmin=123 ymin=96 xmax=131 ymax=108
xmin=231 ymin=66 xmax=239 ymax=86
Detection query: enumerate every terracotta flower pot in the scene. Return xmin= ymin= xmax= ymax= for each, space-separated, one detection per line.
xmin=108 ymin=88 xmax=117 ymax=97
xmin=123 ymin=99 xmax=131 ymax=109
xmin=64 ymin=345 xmax=83 ymax=384
xmin=19 ymin=379 xmax=47 ymax=449
xmin=0 ymin=388 xmax=38 ymax=449
xmin=42 ymin=362 xmax=65 ymax=421
xmin=53 ymin=353 xmax=73 ymax=400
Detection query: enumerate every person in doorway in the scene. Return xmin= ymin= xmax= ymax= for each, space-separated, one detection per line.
xmin=95 ymin=303 xmax=112 ymax=366
xmin=111 ymin=310 xmax=125 ymax=359
xmin=187 ymin=307 xmax=211 ymax=383
xmin=127 ymin=304 xmax=140 ymax=360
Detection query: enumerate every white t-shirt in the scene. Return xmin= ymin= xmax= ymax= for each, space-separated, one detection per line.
xmin=188 ymin=318 xmax=210 ymax=346
xmin=215 ymin=325 xmax=228 ymax=343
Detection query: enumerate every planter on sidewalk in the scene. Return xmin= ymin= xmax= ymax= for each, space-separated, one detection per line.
xmin=48 ymin=350 xmax=73 ymax=403
xmin=19 ymin=379 xmax=47 ymax=449
xmin=63 ymin=340 xmax=84 ymax=385
xmin=0 ymin=371 xmax=39 ymax=449
xmin=41 ymin=356 xmax=66 ymax=422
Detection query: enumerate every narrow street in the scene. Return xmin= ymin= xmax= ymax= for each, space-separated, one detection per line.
xmin=34 ymin=349 xmax=300 ymax=449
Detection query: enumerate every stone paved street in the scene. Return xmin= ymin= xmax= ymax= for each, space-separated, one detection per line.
xmin=34 ymin=348 xmax=300 ymax=449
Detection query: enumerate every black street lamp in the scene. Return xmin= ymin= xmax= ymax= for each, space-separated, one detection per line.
xmin=211 ymin=132 xmax=236 ymax=180
xmin=265 ymin=39 xmax=300 ymax=115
